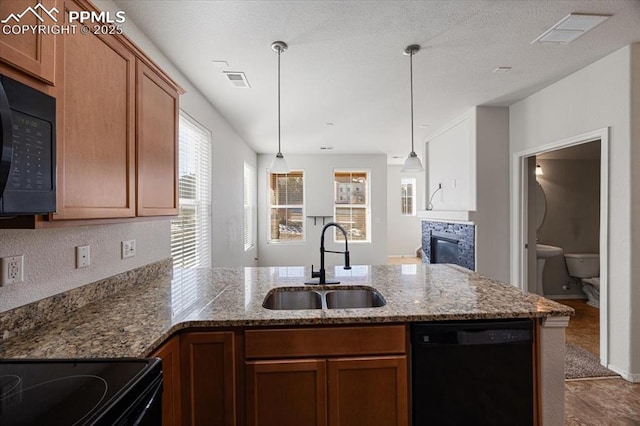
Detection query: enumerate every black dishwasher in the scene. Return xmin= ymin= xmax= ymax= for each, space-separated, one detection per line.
xmin=411 ymin=319 xmax=533 ymax=425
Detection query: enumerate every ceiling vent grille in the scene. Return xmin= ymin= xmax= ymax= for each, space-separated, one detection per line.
xmin=532 ymin=13 xmax=610 ymax=44
xmin=223 ymin=71 xmax=251 ymax=88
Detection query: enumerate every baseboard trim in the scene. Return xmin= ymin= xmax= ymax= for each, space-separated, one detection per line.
xmin=607 ymin=364 xmax=640 ymax=383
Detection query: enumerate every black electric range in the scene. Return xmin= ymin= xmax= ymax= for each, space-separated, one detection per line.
xmin=0 ymin=358 xmax=162 ymax=425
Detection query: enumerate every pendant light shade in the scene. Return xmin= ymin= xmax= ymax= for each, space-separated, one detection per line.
xmin=401 ymin=44 xmax=425 ymax=173
xmin=269 ymin=41 xmax=290 ymax=174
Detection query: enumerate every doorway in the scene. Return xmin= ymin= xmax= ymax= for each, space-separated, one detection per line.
xmin=511 ymin=127 xmax=609 ymax=365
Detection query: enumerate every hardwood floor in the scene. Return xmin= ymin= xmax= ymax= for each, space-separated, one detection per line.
xmin=566 ymin=378 xmax=640 ymax=425
xmin=387 ymin=256 xmax=422 ymax=265
xmin=561 ymin=299 xmax=600 ymax=356
xmin=559 ymin=299 xmax=640 ymax=424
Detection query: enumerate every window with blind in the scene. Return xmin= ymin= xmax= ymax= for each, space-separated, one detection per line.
xmin=334 ymin=171 xmax=370 ymax=242
xmin=171 ymin=112 xmax=212 ymax=270
xmin=244 ymin=162 xmax=257 ymax=251
xmin=401 ymin=178 xmax=416 ymax=216
xmin=268 ymin=171 xmax=305 ymax=243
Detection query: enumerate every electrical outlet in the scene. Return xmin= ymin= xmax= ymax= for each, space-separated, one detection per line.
xmin=121 ymin=240 xmax=136 ymax=259
xmin=1 ymin=255 xmax=24 ymax=285
xmin=76 ymin=245 xmax=90 ymax=269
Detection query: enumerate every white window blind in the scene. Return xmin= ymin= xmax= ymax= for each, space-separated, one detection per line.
xmin=171 ymin=112 xmax=212 ymax=271
xmin=401 ymin=178 xmax=416 ymax=216
xmin=334 ymin=171 xmax=370 ymax=242
xmin=244 ymin=162 xmax=257 ymax=251
xmin=268 ymin=171 xmax=305 ymax=243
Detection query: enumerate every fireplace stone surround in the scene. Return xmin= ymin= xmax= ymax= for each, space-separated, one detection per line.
xmin=421 ymin=220 xmax=475 ymax=270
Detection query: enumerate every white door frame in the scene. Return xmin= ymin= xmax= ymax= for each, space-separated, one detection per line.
xmin=510 ymin=127 xmax=609 ymax=365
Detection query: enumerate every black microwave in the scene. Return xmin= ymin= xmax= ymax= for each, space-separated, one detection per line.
xmin=0 ymin=74 xmax=56 ymax=215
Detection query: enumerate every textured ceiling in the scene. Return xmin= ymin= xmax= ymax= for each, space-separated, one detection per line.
xmin=113 ymin=0 xmax=640 ymax=164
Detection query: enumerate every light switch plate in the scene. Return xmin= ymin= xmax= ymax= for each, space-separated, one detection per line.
xmin=76 ymin=245 xmax=90 ymax=269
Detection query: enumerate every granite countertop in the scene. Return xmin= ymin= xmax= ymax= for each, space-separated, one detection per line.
xmin=0 ymin=263 xmax=573 ymax=359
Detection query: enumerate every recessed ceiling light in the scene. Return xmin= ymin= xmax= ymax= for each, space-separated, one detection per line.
xmin=493 ymin=66 xmax=512 ymax=74
xmin=419 ymin=124 xmax=430 ymax=128
xmin=223 ymin=71 xmax=250 ymax=88
xmin=392 ymin=155 xmax=404 ymax=159
xmin=532 ymin=13 xmax=610 ymax=44
xmin=320 ymin=146 xmax=334 ymax=150
xmin=325 ymin=122 xmax=335 ymax=126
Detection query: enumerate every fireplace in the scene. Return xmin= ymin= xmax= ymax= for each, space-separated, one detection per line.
xmin=430 ymin=232 xmax=460 ymax=264
xmin=422 ymin=221 xmax=475 ymax=270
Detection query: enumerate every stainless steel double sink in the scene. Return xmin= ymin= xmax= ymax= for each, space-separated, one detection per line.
xmin=262 ymin=286 xmax=386 ymax=310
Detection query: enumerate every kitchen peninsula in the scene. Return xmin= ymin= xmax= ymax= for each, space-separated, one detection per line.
xmin=0 ymin=261 xmax=573 ymax=425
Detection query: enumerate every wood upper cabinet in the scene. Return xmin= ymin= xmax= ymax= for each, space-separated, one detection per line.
xmin=54 ymin=0 xmax=135 ymax=219
xmin=181 ymin=331 xmax=236 ymax=426
xmin=136 ymin=60 xmax=179 ymax=216
xmin=151 ymin=335 xmax=182 ymax=426
xmin=246 ymin=359 xmax=327 ymax=426
xmin=0 ymin=0 xmax=58 ymax=84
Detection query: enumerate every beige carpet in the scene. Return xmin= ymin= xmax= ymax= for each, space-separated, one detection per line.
xmin=565 ymin=343 xmax=618 ymax=380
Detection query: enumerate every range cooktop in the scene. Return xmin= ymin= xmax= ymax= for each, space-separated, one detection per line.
xmin=0 ymin=358 xmax=162 ymax=425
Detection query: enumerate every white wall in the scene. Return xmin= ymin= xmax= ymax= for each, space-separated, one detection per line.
xmin=425 ymin=115 xmax=475 ymax=210
xmin=95 ymin=0 xmax=258 ymax=268
xmin=257 ymin=154 xmax=388 ymax=268
xmin=387 ymin=165 xmax=423 ymax=256
xmin=474 ymin=106 xmax=510 ymax=282
xmin=0 ymin=1 xmax=258 ymax=313
xmin=510 ymin=44 xmax=640 ymax=380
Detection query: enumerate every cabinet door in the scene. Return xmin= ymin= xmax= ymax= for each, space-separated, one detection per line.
xmin=246 ymin=359 xmax=327 ymax=426
xmin=151 ymin=336 xmax=182 ymax=426
xmin=54 ymin=0 xmax=135 ymax=219
xmin=136 ymin=60 xmax=179 ymax=216
xmin=327 ymin=356 xmax=408 ymax=426
xmin=0 ymin=0 xmax=57 ymax=84
xmin=181 ymin=331 xmax=236 ymax=426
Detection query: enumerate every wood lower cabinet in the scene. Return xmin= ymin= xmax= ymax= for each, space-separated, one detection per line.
xmin=246 ymin=359 xmax=327 ymax=426
xmin=327 ymin=356 xmax=408 ymax=426
xmin=244 ymin=325 xmax=408 ymax=426
xmin=181 ymin=331 xmax=236 ymax=426
xmin=151 ymin=336 xmax=182 ymax=426
xmin=0 ymin=0 xmax=58 ymax=84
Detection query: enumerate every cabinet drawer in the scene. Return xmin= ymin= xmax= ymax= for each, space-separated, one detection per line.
xmin=245 ymin=325 xmax=406 ymax=359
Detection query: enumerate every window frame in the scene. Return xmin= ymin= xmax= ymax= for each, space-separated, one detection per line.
xmin=244 ymin=162 xmax=257 ymax=251
xmin=333 ymin=169 xmax=371 ymax=244
xmin=267 ymin=169 xmax=306 ymax=244
xmin=401 ymin=177 xmax=417 ymax=216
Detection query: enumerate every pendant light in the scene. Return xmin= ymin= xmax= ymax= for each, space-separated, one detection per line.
xmin=401 ymin=44 xmax=425 ymax=173
xmin=269 ymin=41 xmax=290 ymax=174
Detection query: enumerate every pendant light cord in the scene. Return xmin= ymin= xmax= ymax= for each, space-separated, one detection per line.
xmin=277 ymin=46 xmax=282 ymax=155
xmin=410 ymin=50 xmax=415 ymax=154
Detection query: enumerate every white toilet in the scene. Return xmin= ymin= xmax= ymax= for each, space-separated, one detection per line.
xmin=564 ymin=253 xmax=600 ymax=308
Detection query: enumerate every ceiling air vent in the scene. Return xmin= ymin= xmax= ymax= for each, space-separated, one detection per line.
xmin=223 ymin=71 xmax=250 ymax=88
xmin=531 ymin=13 xmax=610 ymax=44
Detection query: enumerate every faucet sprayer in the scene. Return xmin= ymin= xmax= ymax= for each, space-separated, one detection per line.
xmin=305 ymin=222 xmax=351 ymax=285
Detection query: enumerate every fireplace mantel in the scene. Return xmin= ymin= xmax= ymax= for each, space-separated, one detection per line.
xmin=417 ymin=210 xmax=477 ymax=224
